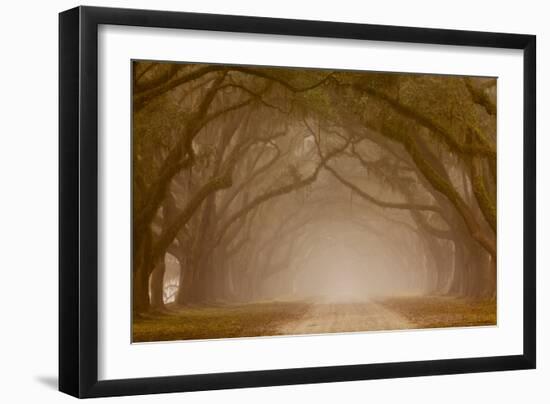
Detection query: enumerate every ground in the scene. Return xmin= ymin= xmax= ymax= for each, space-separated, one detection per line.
xmin=132 ymin=296 xmax=497 ymax=343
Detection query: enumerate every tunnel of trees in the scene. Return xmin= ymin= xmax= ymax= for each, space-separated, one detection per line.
xmin=132 ymin=61 xmax=497 ymax=316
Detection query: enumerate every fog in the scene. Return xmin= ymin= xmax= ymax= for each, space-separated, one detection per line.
xmin=132 ymin=61 xmax=497 ymax=315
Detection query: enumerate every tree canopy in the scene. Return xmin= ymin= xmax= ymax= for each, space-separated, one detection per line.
xmin=132 ymin=61 xmax=497 ymax=315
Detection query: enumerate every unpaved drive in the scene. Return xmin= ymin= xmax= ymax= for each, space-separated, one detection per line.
xmin=277 ymin=300 xmax=416 ymax=335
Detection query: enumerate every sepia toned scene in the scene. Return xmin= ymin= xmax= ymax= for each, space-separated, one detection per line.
xmin=132 ymin=61 xmax=497 ymax=342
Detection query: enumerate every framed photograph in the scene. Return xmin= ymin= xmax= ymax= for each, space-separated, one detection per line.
xmin=59 ymin=6 xmax=536 ymax=398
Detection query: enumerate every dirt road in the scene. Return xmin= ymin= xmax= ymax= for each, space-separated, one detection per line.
xmin=277 ymin=300 xmax=417 ymax=336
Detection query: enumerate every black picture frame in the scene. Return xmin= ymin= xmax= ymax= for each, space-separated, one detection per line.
xmin=59 ymin=5 xmax=536 ymax=398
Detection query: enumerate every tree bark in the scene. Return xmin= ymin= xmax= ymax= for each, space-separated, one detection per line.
xmin=149 ymin=261 xmax=166 ymax=309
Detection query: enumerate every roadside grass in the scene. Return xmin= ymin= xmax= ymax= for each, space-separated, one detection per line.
xmin=132 ymin=301 xmax=309 ymax=342
xmin=381 ymin=295 xmax=497 ymax=329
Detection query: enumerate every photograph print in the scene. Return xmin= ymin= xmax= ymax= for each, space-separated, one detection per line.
xmin=131 ymin=61 xmax=497 ymax=343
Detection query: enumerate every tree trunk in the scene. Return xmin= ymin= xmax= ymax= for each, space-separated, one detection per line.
xmin=447 ymin=238 xmax=494 ymax=298
xmin=448 ymin=241 xmax=467 ymax=296
xmin=133 ymin=228 xmax=153 ymax=315
xmin=149 ymin=260 xmax=166 ymax=309
xmin=133 ymin=268 xmax=150 ymax=316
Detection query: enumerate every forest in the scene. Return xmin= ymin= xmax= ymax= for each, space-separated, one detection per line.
xmin=132 ymin=61 xmax=497 ymax=342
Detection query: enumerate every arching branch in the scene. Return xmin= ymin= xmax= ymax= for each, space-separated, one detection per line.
xmin=214 ymin=137 xmax=351 ymax=246
xmin=325 ymin=165 xmax=442 ymax=214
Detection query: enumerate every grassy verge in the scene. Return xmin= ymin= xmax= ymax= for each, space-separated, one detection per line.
xmin=132 ymin=301 xmax=309 ymax=342
xmin=381 ymin=295 xmax=496 ymax=329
